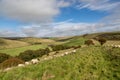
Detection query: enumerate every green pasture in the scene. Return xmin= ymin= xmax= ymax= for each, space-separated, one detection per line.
xmin=0 ymin=44 xmax=47 ymax=56
xmin=0 ymin=46 xmax=119 ymax=80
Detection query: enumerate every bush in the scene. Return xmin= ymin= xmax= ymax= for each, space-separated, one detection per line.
xmin=51 ymin=45 xmax=69 ymax=51
xmin=85 ymin=40 xmax=94 ymax=46
xmin=18 ymin=50 xmax=37 ymax=61
xmin=98 ymin=38 xmax=107 ymax=45
xmin=0 ymin=58 xmax=24 ymax=69
xmin=18 ymin=48 xmax=51 ymax=61
xmin=0 ymin=53 xmax=11 ymax=63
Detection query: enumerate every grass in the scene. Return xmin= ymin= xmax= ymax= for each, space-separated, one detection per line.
xmin=0 ymin=44 xmax=47 ymax=56
xmin=0 ymin=46 xmax=119 ymax=80
xmin=63 ymin=37 xmax=86 ymax=46
xmin=0 ymin=38 xmax=30 ymax=49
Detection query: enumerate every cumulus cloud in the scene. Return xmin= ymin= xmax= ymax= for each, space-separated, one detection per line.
xmin=0 ymin=0 xmax=70 ymax=23
xmin=0 ymin=0 xmax=119 ymax=37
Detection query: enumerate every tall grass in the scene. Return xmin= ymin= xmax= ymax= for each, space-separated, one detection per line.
xmin=0 ymin=46 xmax=119 ymax=80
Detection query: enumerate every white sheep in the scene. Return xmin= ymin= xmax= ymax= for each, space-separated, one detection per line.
xmin=18 ymin=64 xmax=25 ymax=67
xmin=61 ymin=54 xmax=64 ymax=56
xmin=72 ymin=50 xmax=76 ymax=53
xmin=4 ymin=67 xmax=12 ymax=71
xmin=65 ymin=52 xmax=69 ymax=55
xmin=31 ymin=59 xmax=39 ymax=64
xmin=118 ymin=45 xmax=120 ymax=48
xmin=25 ymin=62 xmax=31 ymax=65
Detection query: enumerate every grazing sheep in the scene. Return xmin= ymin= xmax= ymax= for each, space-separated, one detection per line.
xmin=65 ymin=52 xmax=69 ymax=55
xmin=31 ymin=59 xmax=39 ymax=64
xmin=49 ymin=56 xmax=53 ymax=59
xmin=4 ymin=67 xmax=12 ymax=71
xmin=118 ymin=45 xmax=120 ymax=48
xmin=18 ymin=64 xmax=25 ymax=67
xmin=61 ymin=54 xmax=64 ymax=56
xmin=25 ymin=62 xmax=31 ymax=65
xmin=44 ymin=58 xmax=48 ymax=60
xmin=72 ymin=50 xmax=76 ymax=53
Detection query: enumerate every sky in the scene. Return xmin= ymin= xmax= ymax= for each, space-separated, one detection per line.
xmin=0 ymin=0 xmax=120 ymax=37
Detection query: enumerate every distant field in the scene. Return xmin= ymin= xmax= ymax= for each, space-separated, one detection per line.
xmin=0 ymin=44 xmax=47 ymax=56
xmin=0 ymin=38 xmax=30 ymax=49
xmin=20 ymin=37 xmax=56 ymax=44
xmin=0 ymin=46 xmax=119 ymax=80
xmin=63 ymin=37 xmax=86 ymax=46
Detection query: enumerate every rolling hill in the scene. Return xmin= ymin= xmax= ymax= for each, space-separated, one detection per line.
xmin=0 ymin=38 xmax=30 ymax=49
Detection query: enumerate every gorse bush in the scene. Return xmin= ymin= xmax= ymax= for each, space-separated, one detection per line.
xmin=0 ymin=58 xmax=24 ymax=69
xmin=51 ymin=45 xmax=69 ymax=51
xmin=0 ymin=53 xmax=11 ymax=63
xmin=18 ymin=50 xmax=36 ymax=61
xmin=85 ymin=40 xmax=94 ymax=46
xmin=98 ymin=38 xmax=107 ymax=45
xmin=18 ymin=48 xmax=50 ymax=61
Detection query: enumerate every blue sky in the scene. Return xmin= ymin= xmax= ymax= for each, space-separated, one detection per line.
xmin=0 ymin=0 xmax=120 ymax=37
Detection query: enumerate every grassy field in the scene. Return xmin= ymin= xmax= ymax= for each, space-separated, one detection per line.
xmin=63 ymin=37 xmax=86 ymax=46
xmin=0 ymin=38 xmax=30 ymax=49
xmin=0 ymin=46 xmax=119 ymax=80
xmin=0 ymin=44 xmax=47 ymax=56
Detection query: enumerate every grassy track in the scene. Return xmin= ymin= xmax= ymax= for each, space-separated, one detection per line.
xmin=0 ymin=44 xmax=47 ymax=56
xmin=0 ymin=46 xmax=119 ymax=80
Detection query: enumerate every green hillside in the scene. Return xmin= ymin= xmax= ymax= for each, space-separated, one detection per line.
xmin=0 ymin=38 xmax=30 ymax=49
xmin=0 ymin=46 xmax=120 ymax=80
xmin=0 ymin=32 xmax=120 ymax=80
xmin=0 ymin=44 xmax=47 ymax=56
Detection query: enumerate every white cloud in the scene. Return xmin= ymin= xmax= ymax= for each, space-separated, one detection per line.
xmin=0 ymin=30 xmax=25 ymax=37
xmin=76 ymin=0 xmax=120 ymax=11
xmin=0 ymin=0 xmax=120 ymax=37
xmin=20 ymin=21 xmax=97 ymax=37
xmin=0 ymin=0 xmax=70 ymax=23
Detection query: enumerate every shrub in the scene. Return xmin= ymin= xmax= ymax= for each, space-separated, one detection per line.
xmin=51 ymin=45 xmax=69 ymax=51
xmin=0 ymin=53 xmax=11 ymax=63
xmin=18 ymin=48 xmax=51 ymax=61
xmin=18 ymin=50 xmax=36 ymax=61
xmin=0 ymin=58 xmax=24 ymax=69
xmin=85 ymin=40 xmax=94 ymax=46
xmin=98 ymin=38 xmax=107 ymax=45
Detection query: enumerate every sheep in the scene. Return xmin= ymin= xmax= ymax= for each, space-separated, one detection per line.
xmin=31 ymin=59 xmax=39 ymax=64
xmin=72 ymin=50 xmax=76 ymax=53
xmin=4 ymin=67 xmax=12 ymax=71
xmin=118 ymin=45 xmax=120 ymax=48
xmin=49 ymin=56 xmax=53 ymax=59
xmin=65 ymin=52 xmax=69 ymax=55
xmin=25 ymin=62 xmax=31 ymax=65
xmin=61 ymin=54 xmax=64 ymax=56
xmin=18 ymin=64 xmax=25 ymax=67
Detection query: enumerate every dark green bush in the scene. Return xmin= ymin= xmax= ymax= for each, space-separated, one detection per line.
xmin=98 ymin=38 xmax=107 ymax=45
xmin=51 ymin=45 xmax=69 ymax=51
xmin=0 ymin=53 xmax=11 ymax=63
xmin=18 ymin=50 xmax=37 ymax=61
xmin=0 ymin=58 xmax=24 ymax=69
xmin=85 ymin=40 xmax=94 ymax=46
xmin=18 ymin=48 xmax=50 ymax=61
